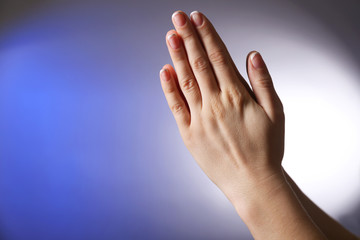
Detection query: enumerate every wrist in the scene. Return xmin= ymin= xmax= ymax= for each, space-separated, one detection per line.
xmin=229 ymin=167 xmax=327 ymax=239
xmin=230 ymin=167 xmax=287 ymax=218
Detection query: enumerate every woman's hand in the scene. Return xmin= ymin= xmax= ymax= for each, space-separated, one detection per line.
xmin=159 ymin=10 xmax=285 ymax=203
xmin=160 ymin=11 xmax=329 ymax=239
xmin=160 ymin=11 xmax=332 ymax=239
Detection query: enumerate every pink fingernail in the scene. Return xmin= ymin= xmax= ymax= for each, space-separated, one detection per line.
xmin=167 ymin=33 xmax=180 ymax=49
xmin=160 ymin=68 xmax=170 ymax=82
xmin=172 ymin=11 xmax=186 ymax=27
xmin=190 ymin=11 xmax=203 ymax=27
xmin=250 ymin=51 xmax=265 ymax=69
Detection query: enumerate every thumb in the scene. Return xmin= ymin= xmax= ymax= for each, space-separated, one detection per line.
xmin=247 ymin=51 xmax=283 ymax=122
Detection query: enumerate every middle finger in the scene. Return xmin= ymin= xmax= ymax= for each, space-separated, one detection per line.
xmin=172 ymin=11 xmax=220 ymax=98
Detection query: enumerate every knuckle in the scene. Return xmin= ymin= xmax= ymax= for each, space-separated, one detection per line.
xmin=171 ymin=103 xmax=184 ymax=114
xmin=223 ymin=88 xmax=244 ymax=107
xmin=181 ymin=31 xmax=194 ymax=42
xmin=208 ymin=50 xmax=228 ymax=67
xmin=256 ymin=76 xmax=274 ymax=89
xmin=192 ymin=55 xmax=209 ymax=72
xmin=180 ymin=75 xmax=197 ymax=92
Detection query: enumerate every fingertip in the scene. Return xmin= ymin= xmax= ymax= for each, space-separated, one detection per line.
xmin=172 ymin=10 xmax=184 ymax=20
xmin=160 ymin=64 xmax=168 ymax=76
xmin=160 ymin=67 xmax=171 ymax=82
xmin=163 ymin=63 xmax=173 ymax=70
xmin=246 ymin=50 xmax=256 ymax=75
xmin=249 ymin=51 xmax=266 ymax=70
xmin=162 ymin=64 xmax=175 ymax=76
xmin=166 ymin=30 xmax=181 ymax=49
xmin=190 ymin=11 xmax=204 ymax=27
xmin=166 ymin=29 xmax=177 ymax=40
xmin=189 ymin=10 xmax=199 ymax=18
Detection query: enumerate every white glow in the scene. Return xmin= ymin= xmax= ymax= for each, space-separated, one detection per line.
xmin=221 ymin=9 xmax=360 ymax=217
xmin=279 ymin=45 xmax=360 ymax=216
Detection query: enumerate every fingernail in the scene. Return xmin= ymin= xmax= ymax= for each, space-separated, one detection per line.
xmin=190 ymin=11 xmax=203 ymax=27
xmin=160 ymin=68 xmax=170 ymax=82
xmin=250 ymin=51 xmax=265 ymax=69
xmin=167 ymin=33 xmax=180 ymax=49
xmin=172 ymin=11 xmax=186 ymax=26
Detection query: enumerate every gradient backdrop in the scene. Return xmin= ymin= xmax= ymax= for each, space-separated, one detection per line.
xmin=0 ymin=0 xmax=359 ymax=239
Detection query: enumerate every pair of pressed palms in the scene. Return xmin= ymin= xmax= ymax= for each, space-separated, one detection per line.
xmin=159 ymin=10 xmax=358 ymax=240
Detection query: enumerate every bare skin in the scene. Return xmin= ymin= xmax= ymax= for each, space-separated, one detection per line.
xmin=159 ymin=10 xmax=359 ymax=240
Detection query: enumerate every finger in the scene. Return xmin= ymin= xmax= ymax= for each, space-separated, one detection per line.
xmin=247 ymin=51 xmax=284 ymax=122
xmin=166 ymin=30 xmax=202 ymax=113
xmin=160 ymin=65 xmax=191 ymax=129
xmin=189 ymin=11 xmax=246 ymax=94
xmin=167 ymin=63 xmax=188 ymax=105
xmin=171 ymin=10 xmax=219 ymax=97
xmin=190 ymin=11 xmax=255 ymax=100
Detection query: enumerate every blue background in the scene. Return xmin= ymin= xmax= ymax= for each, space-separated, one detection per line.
xmin=1 ymin=0 xmax=359 ymax=239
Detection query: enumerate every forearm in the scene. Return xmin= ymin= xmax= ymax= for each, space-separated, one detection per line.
xmin=283 ymin=169 xmax=359 ymax=240
xmin=231 ymin=170 xmax=327 ymax=240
